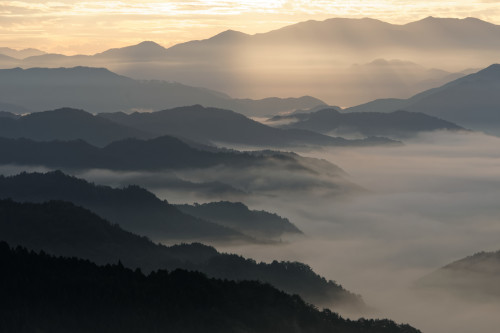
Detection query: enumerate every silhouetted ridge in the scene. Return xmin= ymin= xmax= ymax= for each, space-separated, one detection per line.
xmin=0 ymin=66 xmax=325 ymax=116
xmin=0 ymin=135 xmax=261 ymax=170
xmin=346 ymin=63 xmax=500 ymax=134
xmin=99 ymin=105 xmax=400 ymax=147
xmin=177 ymin=201 xmax=302 ymax=238
xmin=0 ymin=171 xmax=245 ymax=242
xmin=0 ymin=241 xmax=421 ymax=333
xmin=0 ymin=197 xmax=364 ymax=311
xmin=275 ymin=108 xmax=464 ymax=138
xmin=95 ymin=41 xmax=169 ymax=59
xmin=0 ymin=107 xmax=150 ymax=146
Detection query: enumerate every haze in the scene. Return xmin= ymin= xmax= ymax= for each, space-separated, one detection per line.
xmin=2 ymin=0 xmax=500 ymax=54
xmin=210 ymin=132 xmax=500 ymax=333
xmin=2 ymin=1 xmax=500 ymax=332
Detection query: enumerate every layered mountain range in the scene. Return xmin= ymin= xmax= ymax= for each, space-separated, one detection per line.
xmin=0 ymin=197 xmax=364 ymax=311
xmin=346 ymin=64 xmax=500 ymax=134
xmin=0 ymin=67 xmax=324 ymax=116
xmin=0 ymin=17 xmax=496 ymax=105
xmin=267 ymin=108 xmax=465 ymax=138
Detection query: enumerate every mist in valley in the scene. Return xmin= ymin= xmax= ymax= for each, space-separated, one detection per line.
xmin=92 ymin=130 xmax=499 ymax=333
xmin=1 ymin=121 xmax=499 ymax=332
xmin=4 ymin=5 xmax=500 ymax=333
xmin=213 ymin=131 xmax=500 ymax=333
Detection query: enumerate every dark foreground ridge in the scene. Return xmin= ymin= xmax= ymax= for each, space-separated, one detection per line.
xmin=0 ymin=171 xmax=302 ymax=241
xmin=0 ymin=242 xmax=421 ymax=333
xmin=0 ymin=171 xmax=247 ymax=242
xmin=0 ymin=198 xmax=362 ymax=311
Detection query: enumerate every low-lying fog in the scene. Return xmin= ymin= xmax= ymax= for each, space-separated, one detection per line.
xmin=2 ymin=131 xmax=499 ymax=333
xmin=216 ymin=131 xmax=500 ymax=333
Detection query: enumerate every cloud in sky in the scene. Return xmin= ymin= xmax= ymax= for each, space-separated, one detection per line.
xmin=1 ymin=0 xmax=500 ymax=54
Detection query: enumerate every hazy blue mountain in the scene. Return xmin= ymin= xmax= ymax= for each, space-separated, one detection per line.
xmin=0 ymin=67 xmax=325 ymax=116
xmin=344 ymin=98 xmax=409 ymax=114
xmin=2 ymin=17 xmax=496 ymax=106
xmin=176 ymin=201 xmax=302 ymax=239
xmin=0 ymin=47 xmax=46 ymax=59
xmin=0 ymin=171 xmax=246 ymax=242
xmin=0 ymin=107 xmax=151 ymax=146
xmin=0 ymin=54 xmax=18 ymax=68
xmin=251 ymin=16 xmax=500 ymax=51
xmin=0 ymin=135 xmax=265 ymax=170
xmin=271 ymin=108 xmax=464 ymax=138
xmin=94 ymin=40 xmax=169 ymax=60
xmin=0 ymin=199 xmax=366 ymax=312
xmin=99 ymin=105 xmax=400 ymax=147
xmin=346 ymin=64 xmax=500 ymax=134
xmin=341 ymin=59 xmax=470 ymax=104
xmin=0 ymin=241 xmax=420 ymax=332
xmin=0 ymin=136 xmax=360 ymax=196
xmin=417 ymin=250 xmax=500 ymax=300
xmin=0 ymin=106 xmax=393 ymax=148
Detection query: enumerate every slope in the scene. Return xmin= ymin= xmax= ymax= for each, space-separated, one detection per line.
xmin=176 ymin=201 xmax=302 ymax=239
xmin=417 ymin=250 xmax=500 ymax=300
xmin=0 ymin=107 xmax=151 ymax=146
xmin=346 ymin=64 xmax=500 ymax=134
xmin=0 ymin=67 xmax=325 ymax=116
xmin=0 ymin=199 xmax=365 ymax=312
xmin=272 ymin=108 xmax=464 ymax=138
xmin=0 ymin=241 xmax=421 ymax=333
xmin=0 ymin=171 xmax=244 ymax=242
xmin=99 ymin=105 xmax=399 ymax=147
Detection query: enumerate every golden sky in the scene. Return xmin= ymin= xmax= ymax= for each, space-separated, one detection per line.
xmin=1 ymin=0 xmax=499 ymax=54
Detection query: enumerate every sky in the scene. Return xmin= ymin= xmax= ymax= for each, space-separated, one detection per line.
xmin=1 ymin=0 xmax=500 ymax=54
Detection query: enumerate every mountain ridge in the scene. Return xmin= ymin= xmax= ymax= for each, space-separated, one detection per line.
xmin=0 ymin=66 xmax=325 ymax=116
xmin=0 ymin=198 xmax=366 ymax=311
xmin=345 ymin=64 xmax=500 ymax=134
xmin=0 ymin=16 xmax=496 ymax=106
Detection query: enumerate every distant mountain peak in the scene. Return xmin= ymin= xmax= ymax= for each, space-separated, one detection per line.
xmin=136 ymin=40 xmax=163 ymax=46
xmin=95 ymin=40 xmax=168 ymax=58
xmin=0 ymin=47 xmax=46 ymax=59
xmin=406 ymin=15 xmax=491 ymax=27
xmin=209 ymin=29 xmax=249 ymax=41
xmin=130 ymin=41 xmax=168 ymax=51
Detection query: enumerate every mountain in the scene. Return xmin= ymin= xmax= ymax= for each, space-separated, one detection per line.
xmin=0 ymin=137 xmax=360 ymax=196
xmin=0 ymin=171 xmax=251 ymax=242
xmin=94 ymin=40 xmax=169 ymax=60
xmin=0 ymin=199 xmax=365 ymax=311
xmin=0 ymin=171 xmax=303 ymax=242
xmin=269 ymin=108 xmax=464 ymax=138
xmin=0 ymin=242 xmax=421 ymax=332
xmin=417 ymin=250 xmax=500 ymax=300
xmin=2 ymin=17 xmax=497 ymax=106
xmin=0 ymin=54 xmax=18 ymax=67
xmin=0 ymin=47 xmax=46 ymax=59
xmin=0 ymin=107 xmax=151 ymax=146
xmin=340 ymin=59 xmax=470 ymax=104
xmin=0 ymin=106 xmax=396 ymax=147
xmin=176 ymin=201 xmax=302 ymax=239
xmin=0 ymin=135 xmax=266 ymax=170
xmin=98 ymin=105 xmax=400 ymax=147
xmin=0 ymin=67 xmax=325 ymax=116
xmin=346 ymin=64 xmax=500 ymax=134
